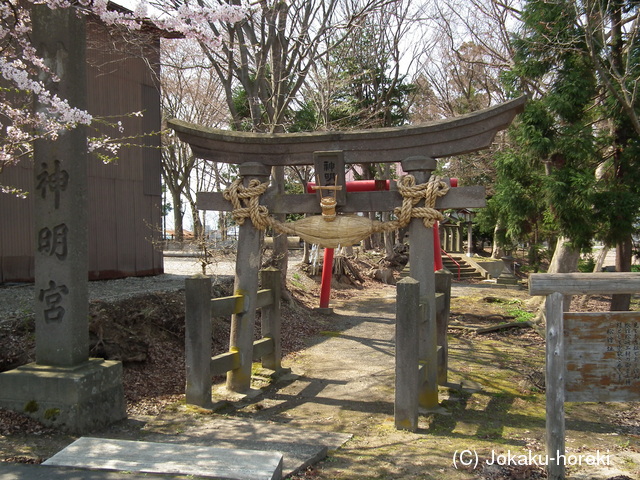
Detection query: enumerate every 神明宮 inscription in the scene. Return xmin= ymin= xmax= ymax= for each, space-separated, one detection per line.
xmin=564 ymin=311 xmax=640 ymax=403
xmin=36 ymin=160 xmax=69 ymax=209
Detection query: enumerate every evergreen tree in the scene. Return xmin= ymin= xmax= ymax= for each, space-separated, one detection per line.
xmin=500 ymin=0 xmax=640 ymax=308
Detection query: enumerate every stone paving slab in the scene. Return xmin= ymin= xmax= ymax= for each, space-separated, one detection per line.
xmin=0 ymin=463 xmax=206 ymax=480
xmin=142 ymin=415 xmax=353 ymax=477
xmin=42 ymin=437 xmax=283 ymax=480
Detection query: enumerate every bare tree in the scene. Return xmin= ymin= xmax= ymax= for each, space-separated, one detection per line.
xmin=154 ymin=0 xmax=391 ymax=290
xmin=413 ymin=0 xmax=520 ymax=119
xmin=161 ymin=39 xmax=227 ymax=241
xmin=578 ymin=0 xmax=640 ymax=137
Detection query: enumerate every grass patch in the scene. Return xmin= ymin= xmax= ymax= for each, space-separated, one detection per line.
xmin=319 ymin=330 xmax=342 ymax=337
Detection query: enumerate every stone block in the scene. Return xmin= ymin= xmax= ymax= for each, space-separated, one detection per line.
xmin=44 ymin=437 xmax=283 ymax=480
xmin=0 ymin=358 xmax=125 ymax=433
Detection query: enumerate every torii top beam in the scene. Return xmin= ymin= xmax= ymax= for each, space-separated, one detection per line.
xmin=168 ymin=97 xmax=526 ymax=166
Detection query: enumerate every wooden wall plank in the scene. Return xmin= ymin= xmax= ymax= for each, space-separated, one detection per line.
xmin=1 ymin=19 xmax=162 ymax=282
xmin=0 ymin=164 xmax=34 ymax=282
xmin=115 ymin=180 xmax=137 ymax=274
xmin=91 ymin=177 xmax=118 ymax=277
xmin=564 ymin=311 xmax=640 ymax=402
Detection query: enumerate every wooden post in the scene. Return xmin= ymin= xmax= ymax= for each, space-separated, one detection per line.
xmin=260 ymin=268 xmax=282 ymax=371
xmin=395 ymin=277 xmax=420 ymax=431
xmin=401 ymin=156 xmax=439 ymax=410
xmin=545 ymin=291 xmax=566 ymax=480
xmin=185 ymin=275 xmax=212 ymax=407
xmin=227 ymin=162 xmax=270 ymax=393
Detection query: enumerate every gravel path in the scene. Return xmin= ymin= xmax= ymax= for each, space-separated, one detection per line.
xmin=0 ymin=252 xmax=312 ymax=322
xmin=0 ymin=255 xmax=236 ymax=322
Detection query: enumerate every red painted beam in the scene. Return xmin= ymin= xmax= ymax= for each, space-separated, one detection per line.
xmin=306 ymin=179 xmax=390 ymax=193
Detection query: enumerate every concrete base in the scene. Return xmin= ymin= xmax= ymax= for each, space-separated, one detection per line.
xmin=44 ymin=437 xmax=283 ymax=480
xmin=313 ymin=307 xmax=334 ymax=315
xmin=496 ymin=274 xmax=520 ymax=286
xmin=0 ymin=358 xmax=126 ymax=434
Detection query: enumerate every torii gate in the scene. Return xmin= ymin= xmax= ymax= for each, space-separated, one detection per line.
xmin=169 ymin=96 xmax=526 ymax=409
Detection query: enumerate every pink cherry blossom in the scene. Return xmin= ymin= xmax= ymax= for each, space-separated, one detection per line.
xmin=0 ymin=0 xmax=246 ymax=175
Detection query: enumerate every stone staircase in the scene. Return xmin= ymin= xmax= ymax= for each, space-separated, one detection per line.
xmin=441 ymin=254 xmax=484 ymax=280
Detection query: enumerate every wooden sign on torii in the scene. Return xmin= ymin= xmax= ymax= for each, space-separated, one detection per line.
xmin=168 ymin=96 xmax=526 ymax=408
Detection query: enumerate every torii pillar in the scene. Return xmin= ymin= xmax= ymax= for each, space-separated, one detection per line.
xmin=401 ymin=156 xmax=440 ymax=409
xmin=227 ymin=163 xmax=270 ymax=392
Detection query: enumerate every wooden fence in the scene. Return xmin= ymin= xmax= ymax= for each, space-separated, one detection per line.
xmin=184 ymin=268 xmax=282 ymax=407
xmin=529 ymin=272 xmax=640 ymax=480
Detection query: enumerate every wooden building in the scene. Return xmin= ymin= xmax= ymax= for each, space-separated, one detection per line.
xmin=0 ymin=7 xmax=164 ymax=282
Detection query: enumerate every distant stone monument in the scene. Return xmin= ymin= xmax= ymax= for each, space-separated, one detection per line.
xmin=496 ymin=255 xmax=520 ymax=286
xmin=0 ymin=6 xmax=125 ymax=433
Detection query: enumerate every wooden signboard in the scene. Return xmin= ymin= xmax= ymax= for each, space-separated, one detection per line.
xmin=565 ymin=311 xmax=640 ymax=402
xmin=529 ymin=273 xmax=640 ymax=480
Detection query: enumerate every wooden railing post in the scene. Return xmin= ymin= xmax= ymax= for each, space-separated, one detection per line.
xmin=546 ymin=291 xmax=566 ymax=480
xmin=395 ymin=277 xmax=420 ymax=431
xmin=185 ymin=275 xmax=212 ymax=407
xmin=260 ymin=267 xmax=282 ymax=371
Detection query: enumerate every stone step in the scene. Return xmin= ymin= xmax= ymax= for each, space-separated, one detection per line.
xmin=442 ymin=263 xmax=477 ymax=272
xmin=441 ymin=256 xmax=484 ymax=279
xmin=43 ymin=437 xmax=283 ymax=480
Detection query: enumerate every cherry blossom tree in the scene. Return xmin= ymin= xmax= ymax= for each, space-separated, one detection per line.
xmin=0 ymin=0 xmax=245 ymax=193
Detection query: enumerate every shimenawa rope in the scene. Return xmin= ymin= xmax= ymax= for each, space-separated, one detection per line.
xmin=223 ymin=175 xmax=449 ymax=238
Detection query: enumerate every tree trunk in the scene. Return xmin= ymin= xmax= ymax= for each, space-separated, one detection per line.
xmin=218 ymin=214 xmax=227 ymax=241
xmin=170 ymin=189 xmax=184 ymax=242
xmin=530 ymin=236 xmax=580 ymax=331
xmin=382 ymin=212 xmax=394 ymax=259
xmin=611 ymin=235 xmax=632 ymax=311
xmin=491 ymin=222 xmax=505 ymax=259
xmin=594 ymin=245 xmax=610 ymax=273
xmin=302 ymin=241 xmax=310 ymax=264
xmin=577 ymin=245 xmax=610 ymax=310
xmin=188 ymin=198 xmax=203 ymax=241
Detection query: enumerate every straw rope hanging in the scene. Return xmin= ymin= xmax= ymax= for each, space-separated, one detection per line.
xmin=223 ymin=175 xmax=450 ymax=248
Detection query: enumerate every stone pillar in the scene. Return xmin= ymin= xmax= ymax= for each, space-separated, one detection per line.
xmin=227 ymin=162 xmax=270 ymax=393
xmin=260 ymin=268 xmax=282 ymax=372
xmin=454 ymin=226 xmax=462 ymax=253
xmin=395 ymin=277 xmax=420 ymax=431
xmin=401 ymin=156 xmax=439 ymax=410
xmin=185 ymin=275 xmax=213 ymax=407
xmin=0 ymin=6 xmax=125 ymax=433
xmin=32 ymin=23 xmax=89 ymax=368
xmin=435 ymin=270 xmax=452 ymax=385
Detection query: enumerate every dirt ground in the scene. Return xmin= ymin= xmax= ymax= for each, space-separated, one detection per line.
xmin=1 ymin=256 xmax=639 ymax=480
